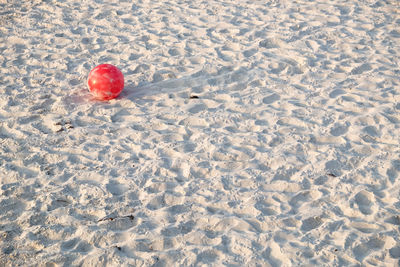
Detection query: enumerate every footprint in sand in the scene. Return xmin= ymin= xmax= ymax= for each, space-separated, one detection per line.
xmin=73 ymin=241 xmax=92 ymax=253
xmin=301 ymin=216 xmax=323 ymax=232
xmin=61 ymin=238 xmax=80 ymax=251
xmin=351 ymin=63 xmax=372 ymax=75
xmin=161 ymin=220 xmax=196 ymax=237
xmin=352 ymin=236 xmax=386 ymax=261
xmin=263 ymin=93 xmax=280 ymax=105
xmin=329 ymin=89 xmax=346 ymax=98
xmin=354 ymin=190 xmax=375 ymax=215
xmin=0 ymin=197 xmax=25 ymax=221
xmin=98 ymin=214 xmax=137 ymax=231
xmin=389 ymin=245 xmax=400 ymax=259
xmin=325 ymin=160 xmax=343 ymax=177
xmin=62 ymin=238 xmax=92 ymax=253
xmin=106 ymin=181 xmax=128 ymax=196
xmin=330 ymin=122 xmax=349 ymax=136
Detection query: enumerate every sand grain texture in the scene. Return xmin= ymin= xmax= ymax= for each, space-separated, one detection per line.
xmin=0 ymin=0 xmax=400 ymax=266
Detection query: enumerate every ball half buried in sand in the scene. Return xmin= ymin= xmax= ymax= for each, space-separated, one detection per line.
xmin=88 ymin=64 xmax=124 ymax=100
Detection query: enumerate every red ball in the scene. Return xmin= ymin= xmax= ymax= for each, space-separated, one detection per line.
xmin=87 ymin=64 xmax=124 ymax=100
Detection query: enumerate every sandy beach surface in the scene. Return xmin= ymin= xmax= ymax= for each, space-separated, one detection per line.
xmin=1 ymin=0 xmax=400 ymax=266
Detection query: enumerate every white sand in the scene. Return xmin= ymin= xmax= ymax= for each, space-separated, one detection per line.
xmin=1 ymin=0 xmax=400 ymax=266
